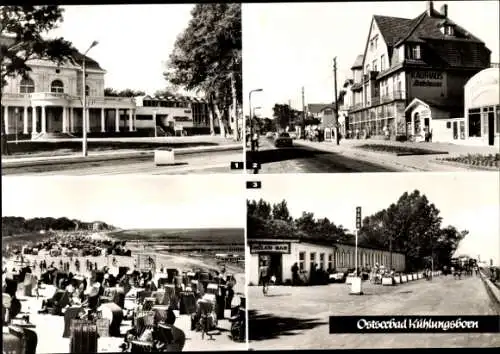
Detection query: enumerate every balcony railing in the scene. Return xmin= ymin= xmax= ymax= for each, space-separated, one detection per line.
xmin=2 ymin=92 xmax=135 ymax=106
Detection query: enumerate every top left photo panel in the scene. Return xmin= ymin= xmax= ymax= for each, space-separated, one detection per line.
xmin=1 ymin=4 xmax=243 ymax=176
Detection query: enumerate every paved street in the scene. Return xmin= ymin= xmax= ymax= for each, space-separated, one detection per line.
xmin=2 ymin=150 xmax=243 ymax=175
xmin=246 ymin=138 xmax=398 ymax=173
xmin=249 ymin=275 xmax=500 ymax=349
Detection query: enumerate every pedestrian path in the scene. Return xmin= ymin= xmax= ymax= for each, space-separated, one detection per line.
xmin=294 ymin=139 xmax=497 ymax=172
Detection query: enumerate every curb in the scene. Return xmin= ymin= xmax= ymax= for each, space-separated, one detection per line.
xmin=294 ymin=141 xmax=425 ymax=172
xmin=1 ymin=144 xmax=242 ymax=169
xmin=479 ymin=270 xmax=500 ymax=314
xmin=433 ymin=159 xmax=500 ymax=172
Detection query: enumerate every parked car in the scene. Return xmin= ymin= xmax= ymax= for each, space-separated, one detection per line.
xmin=274 ymin=132 xmax=293 ymax=147
xmin=265 ymin=132 xmax=274 ymax=138
xmin=289 ymin=132 xmax=297 ymax=139
xmin=329 ymin=271 xmax=347 ymax=283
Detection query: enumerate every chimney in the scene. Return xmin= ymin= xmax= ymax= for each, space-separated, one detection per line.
xmin=440 ymin=4 xmax=448 ymax=17
xmin=426 ymin=1 xmax=434 ymax=16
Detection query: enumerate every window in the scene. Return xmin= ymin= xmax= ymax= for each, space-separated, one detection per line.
xmin=55 ymin=69 xmax=60 ymax=74
xmin=380 ymin=55 xmax=385 ymax=71
xmin=411 ymin=45 xmax=421 ymax=60
xmin=299 ymin=252 xmax=305 ymax=271
xmin=446 ymin=122 xmax=451 ymax=129
xmin=374 ymin=36 xmax=378 ymax=49
xmin=319 ymin=253 xmax=325 ymax=270
xmin=50 ymin=80 xmax=64 ymax=93
xmin=20 ymin=77 xmax=35 ymax=93
xmin=341 ymin=252 xmax=345 ymax=267
xmin=468 ymin=108 xmax=481 ymax=137
xmin=443 ymin=25 xmax=454 ymax=36
xmin=372 ymin=59 xmax=378 ymax=72
xmin=85 ymin=85 xmax=90 ymax=97
xmin=310 ymin=252 xmax=316 ymax=270
xmin=328 ymin=254 xmax=333 ymax=270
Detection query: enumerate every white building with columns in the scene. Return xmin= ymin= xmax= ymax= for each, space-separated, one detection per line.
xmin=2 ymin=43 xmax=139 ymax=138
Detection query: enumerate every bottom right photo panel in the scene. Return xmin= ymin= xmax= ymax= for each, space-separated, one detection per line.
xmin=246 ymin=172 xmax=500 ymax=350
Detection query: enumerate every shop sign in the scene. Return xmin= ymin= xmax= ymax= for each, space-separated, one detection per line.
xmin=250 ymin=243 xmax=291 ymax=254
xmin=411 ymin=71 xmax=443 ymax=87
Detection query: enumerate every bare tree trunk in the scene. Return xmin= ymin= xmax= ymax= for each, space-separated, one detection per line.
xmin=230 ymin=72 xmax=238 ymax=141
xmin=214 ymin=102 xmax=225 ymax=138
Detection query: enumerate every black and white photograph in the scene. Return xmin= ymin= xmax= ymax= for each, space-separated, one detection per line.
xmin=244 ymin=1 xmax=499 ymax=173
xmin=2 ymin=175 xmax=247 ymax=352
xmin=1 ymin=4 xmax=243 ymax=175
xmin=247 ymin=173 xmax=500 ymax=349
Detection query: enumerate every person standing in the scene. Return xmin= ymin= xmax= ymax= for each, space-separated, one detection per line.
xmin=291 ymin=262 xmax=299 ymax=286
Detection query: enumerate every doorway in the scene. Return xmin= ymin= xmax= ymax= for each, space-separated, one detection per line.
xmin=452 ymin=122 xmax=458 ymax=140
xmin=488 ymin=112 xmax=494 ymax=146
xmin=258 ymin=253 xmax=283 ymax=284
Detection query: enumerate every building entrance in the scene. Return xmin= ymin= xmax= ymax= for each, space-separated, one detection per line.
xmin=258 ymin=253 xmax=283 ymax=284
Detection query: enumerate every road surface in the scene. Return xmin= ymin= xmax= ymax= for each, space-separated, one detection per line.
xmin=2 ymin=150 xmax=243 ymax=175
xmin=246 ymin=138 xmax=397 ymax=173
xmin=249 ymin=275 xmax=499 ymax=349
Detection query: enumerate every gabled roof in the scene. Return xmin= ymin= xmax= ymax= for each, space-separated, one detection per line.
xmin=351 ymin=54 xmax=364 ymax=69
xmin=373 ymin=14 xmax=420 ymax=47
xmin=307 ymin=103 xmax=334 ymax=114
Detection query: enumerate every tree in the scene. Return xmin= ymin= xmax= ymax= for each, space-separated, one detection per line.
xmin=272 ymin=200 xmax=292 ymax=222
xmin=359 ymin=190 xmax=444 ymax=271
xmin=1 ymin=5 xmax=74 ymax=155
xmin=165 ymin=4 xmax=241 ymax=138
xmin=104 ymin=88 xmax=145 ymax=97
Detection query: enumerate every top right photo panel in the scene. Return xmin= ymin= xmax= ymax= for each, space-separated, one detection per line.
xmin=243 ymin=1 xmax=499 ymax=174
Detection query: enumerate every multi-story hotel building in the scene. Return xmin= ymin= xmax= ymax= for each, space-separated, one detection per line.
xmin=1 ymin=35 xmax=213 ymax=139
xmin=346 ymin=1 xmax=491 ymax=142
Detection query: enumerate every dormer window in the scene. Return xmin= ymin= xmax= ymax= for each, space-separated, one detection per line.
xmin=409 ymin=45 xmax=421 ymax=60
xmin=443 ymin=25 xmax=454 ymax=36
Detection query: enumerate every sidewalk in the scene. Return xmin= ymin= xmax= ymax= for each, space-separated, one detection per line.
xmin=294 ymin=139 xmax=499 ymax=172
xmin=1 ymin=144 xmax=242 ymax=168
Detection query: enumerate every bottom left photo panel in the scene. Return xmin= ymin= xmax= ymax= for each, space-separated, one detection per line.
xmin=2 ymin=175 xmax=247 ymax=353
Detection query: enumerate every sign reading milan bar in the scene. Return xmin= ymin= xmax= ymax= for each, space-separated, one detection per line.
xmin=250 ymin=243 xmax=291 ymax=254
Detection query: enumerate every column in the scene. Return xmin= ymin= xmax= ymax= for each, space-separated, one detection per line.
xmin=133 ymin=109 xmax=137 ymax=131
xmin=70 ymin=108 xmax=74 ymax=133
xmin=115 ymin=108 xmax=120 ymax=132
xmin=101 ymin=108 xmax=106 ymax=133
xmin=23 ymin=106 xmax=29 ymax=134
xmin=128 ymin=109 xmax=133 ymax=132
xmin=62 ymin=106 xmax=68 ymax=133
xmin=85 ymin=109 xmax=90 ymax=133
xmin=41 ymin=105 xmax=46 ymax=133
xmin=32 ymin=106 xmax=38 ymax=133
xmin=3 ymin=106 xmax=9 ymax=134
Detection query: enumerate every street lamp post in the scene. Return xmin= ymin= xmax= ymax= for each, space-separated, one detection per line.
xmin=248 ymin=89 xmax=263 ymax=152
xmin=82 ymin=41 xmax=99 ymax=157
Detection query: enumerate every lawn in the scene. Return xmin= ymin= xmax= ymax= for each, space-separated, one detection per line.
xmin=438 ymin=153 xmax=500 ymax=169
xmin=356 ymin=144 xmax=447 ymax=156
xmin=2 ymin=140 xmax=218 ymax=159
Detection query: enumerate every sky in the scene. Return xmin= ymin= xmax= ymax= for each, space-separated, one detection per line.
xmin=247 ymin=172 xmax=500 ymax=266
xmin=2 ymin=176 xmax=245 ymax=229
xmin=243 ymin=1 xmax=500 ymax=119
xmin=48 ymin=5 xmax=195 ymax=95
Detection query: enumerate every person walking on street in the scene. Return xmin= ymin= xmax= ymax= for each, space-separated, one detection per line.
xmin=259 ymin=261 xmax=270 ymax=295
